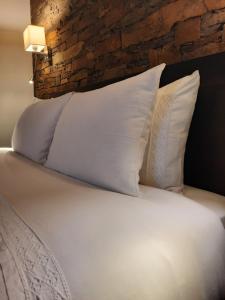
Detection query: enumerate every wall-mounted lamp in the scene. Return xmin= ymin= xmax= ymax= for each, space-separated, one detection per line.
xmin=23 ymin=25 xmax=47 ymax=54
xmin=23 ymin=25 xmax=52 ymax=84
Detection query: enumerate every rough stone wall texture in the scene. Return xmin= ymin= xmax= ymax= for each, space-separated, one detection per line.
xmin=31 ymin=0 xmax=225 ymax=98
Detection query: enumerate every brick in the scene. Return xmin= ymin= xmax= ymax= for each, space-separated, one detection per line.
xmin=66 ymin=63 xmax=72 ymax=72
xmin=149 ymin=48 xmax=160 ymax=67
xmin=53 ymin=52 xmax=64 ymax=65
xmin=95 ymin=33 xmax=121 ymax=56
xmin=204 ymin=0 xmax=225 ymax=10
xmin=222 ymin=24 xmax=225 ymax=41
xmin=61 ymin=72 xmax=70 ymax=80
xmin=202 ymin=9 xmax=225 ymax=27
xmin=61 ymin=78 xmax=68 ymax=84
xmin=159 ymin=43 xmax=182 ymax=65
xmin=103 ymin=65 xmax=126 ymax=81
xmin=126 ymin=65 xmax=148 ymax=76
xmin=79 ymin=78 xmax=88 ymax=88
xmin=78 ymin=22 xmax=103 ymax=41
xmin=63 ymin=41 xmax=84 ymax=60
xmin=175 ymin=18 xmax=201 ymax=45
xmin=122 ymin=10 xmax=162 ymax=48
xmin=58 ymin=42 xmax=67 ymax=52
xmin=41 ymin=66 xmax=51 ymax=75
xmin=59 ymin=20 xmax=73 ymax=34
xmin=183 ymin=41 xmax=225 ymax=60
xmin=201 ymin=22 xmax=221 ymax=37
xmin=103 ymin=3 xmax=126 ymax=27
xmin=72 ymin=54 xmax=95 ymax=72
xmin=36 ymin=59 xmax=49 ymax=70
xmin=70 ymin=69 xmax=88 ymax=81
xmin=74 ymin=8 xmax=97 ymax=32
xmin=161 ymin=0 xmax=206 ymax=33
xmin=31 ymin=0 xmax=225 ymax=98
xmin=53 ymin=42 xmax=84 ymax=65
xmin=121 ymin=5 xmax=151 ymax=28
xmin=46 ymin=30 xmax=58 ymax=48
xmin=66 ymin=33 xmax=78 ymax=48
xmin=55 ymin=76 xmax=61 ymax=86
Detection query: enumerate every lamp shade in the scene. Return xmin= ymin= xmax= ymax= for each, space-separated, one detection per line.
xmin=23 ymin=25 xmax=46 ymax=53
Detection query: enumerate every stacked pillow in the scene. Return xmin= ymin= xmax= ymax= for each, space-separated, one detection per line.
xmin=45 ymin=64 xmax=166 ymax=196
xmin=12 ymin=65 xmax=200 ymax=196
xmin=140 ymin=71 xmax=200 ymax=192
xmin=12 ymin=93 xmax=73 ymax=163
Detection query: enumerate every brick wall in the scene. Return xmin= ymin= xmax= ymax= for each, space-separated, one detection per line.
xmin=31 ymin=0 xmax=225 ymax=98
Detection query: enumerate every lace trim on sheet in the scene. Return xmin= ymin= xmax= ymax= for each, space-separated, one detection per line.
xmin=0 ymin=197 xmax=71 ymax=300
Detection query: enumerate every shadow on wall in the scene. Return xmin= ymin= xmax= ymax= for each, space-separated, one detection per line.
xmin=0 ymin=28 xmax=34 ymax=147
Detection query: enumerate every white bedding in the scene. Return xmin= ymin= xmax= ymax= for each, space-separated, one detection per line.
xmin=0 ymin=148 xmax=225 ymax=300
xmin=0 ymin=196 xmax=71 ymax=300
xmin=183 ymin=185 xmax=225 ymax=226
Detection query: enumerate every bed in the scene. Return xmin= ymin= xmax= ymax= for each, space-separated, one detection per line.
xmin=0 ymin=148 xmax=225 ymax=300
xmin=183 ymin=186 xmax=225 ymax=227
xmin=1 ymin=51 xmax=225 ymax=300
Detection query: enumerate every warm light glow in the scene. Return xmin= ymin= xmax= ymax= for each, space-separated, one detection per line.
xmin=0 ymin=148 xmax=13 ymax=153
xmin=29 ymin=76 xmax=34 ymax=85
xmin=23 ymin=25 xmax=46 ymax=53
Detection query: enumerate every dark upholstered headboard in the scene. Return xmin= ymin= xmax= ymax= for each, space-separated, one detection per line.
xmin=160 ymin=52 xmax=225 ymax=196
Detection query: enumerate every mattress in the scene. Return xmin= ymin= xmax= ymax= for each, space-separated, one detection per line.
xmin=183 ymin=185 xmax=225 ymax=226
xmin=0 ymin=148 xmax=225 ymax=300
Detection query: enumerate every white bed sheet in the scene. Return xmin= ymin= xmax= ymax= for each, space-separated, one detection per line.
xmin=0 ymin=148 xmax=225 ymax=300
xmin=183 ymin=185 xmax=225 ymax=226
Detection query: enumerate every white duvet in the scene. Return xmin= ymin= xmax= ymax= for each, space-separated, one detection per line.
xmin=0 ymin=149 xmax=225 ymax=300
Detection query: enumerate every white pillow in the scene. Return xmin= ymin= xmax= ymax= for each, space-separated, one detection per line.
xmin=140 ymin=71 xmax=200 ymax=192
xmin=12 ymin=93 xmax=73 ymax=163
xmin=45 ymin=64 xmax=166 ymax=196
